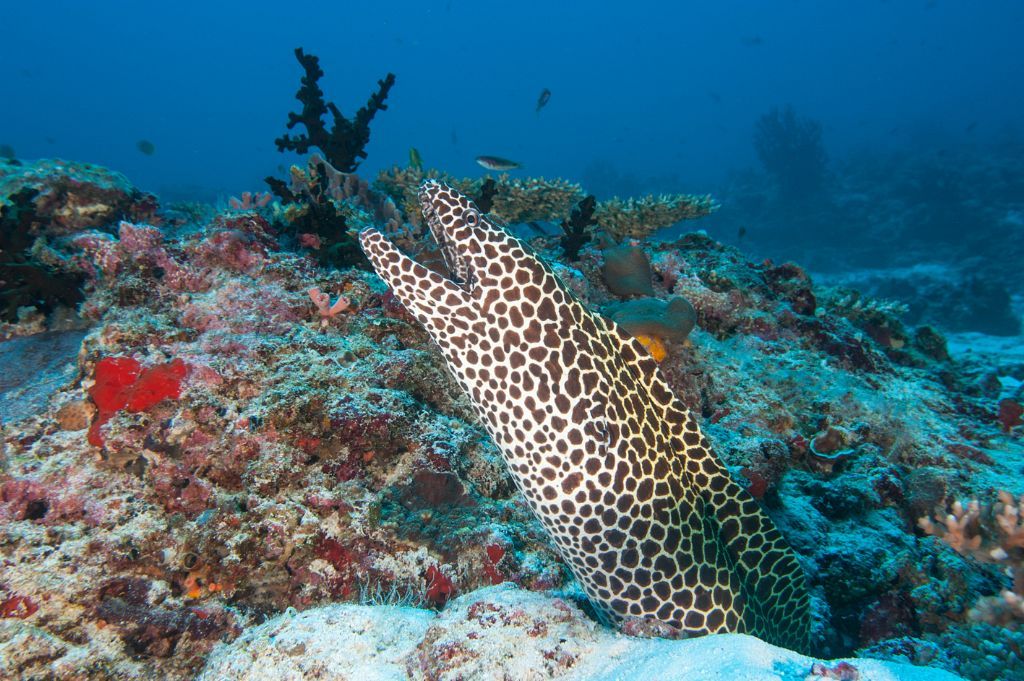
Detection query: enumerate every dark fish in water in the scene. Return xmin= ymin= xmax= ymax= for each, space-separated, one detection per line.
xmin=451 ymin=129 xmax=458 ymax=146
xmin=137 ymin=139 xmax=156 ymax=155
xmin=0 ymin=144 xmax=15 ymax=159
xmin=536 ymin=88 xmax=551 ymax=113
xmin=965 ymin=121 xmax=977 ymax=133
xmin=409 ymin=147 xmax=423 ymax=171
xmin=741 ymin=35 xmax=764 ymax=47
xmin=476 ymin=155 xmax=521 ymax=171
xmin=738 ymin=226 xmax=747 ymax=241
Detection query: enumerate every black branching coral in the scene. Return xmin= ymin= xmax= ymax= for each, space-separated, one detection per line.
xmin=274 ymin=48 xmax=396 ymax=173
xmin=559 ymin=194 xmax=597 ymax=261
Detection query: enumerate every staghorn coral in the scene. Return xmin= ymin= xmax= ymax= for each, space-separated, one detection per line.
xmin=823 ymin=288 xmax=910 ymax=323
xmin=994 ymin=491 xmax=1024 ymax=555
xmin=287 ymin=154 xmax=406 ymax=235
xmin=919 ymin=493 xmax=1024 ymax=563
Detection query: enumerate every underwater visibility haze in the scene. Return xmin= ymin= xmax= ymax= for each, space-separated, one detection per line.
xmin=1 ymin=2 xmax=1023 ymax=679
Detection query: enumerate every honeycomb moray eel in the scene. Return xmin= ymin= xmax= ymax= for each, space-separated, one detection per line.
xmin=359 ymin=181 xmax=810 ymax=651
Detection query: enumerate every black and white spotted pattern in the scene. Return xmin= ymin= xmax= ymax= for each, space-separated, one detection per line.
xmin=359 ymin=181 xmax=810 ymax=650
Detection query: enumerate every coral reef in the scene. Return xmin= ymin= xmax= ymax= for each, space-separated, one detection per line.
xmin=1 ymin=158 xmax=158 ymax=329
xmin=1 ymin=187 xmax=84 ymax=323
xmin=0 ymin=159 xmax=1021 ymax=679
xmin=711 ymin=143 xmax=1024 ymax=342
xmin=592 ymin=192 xmax=718 ymax=240
xmin=269 ymin=154 xmax=409 ymax=269
xmin=375 ymin=165 xmax=586 ymax=227
xmin=375 ymin=165 xmax=715 ymax=239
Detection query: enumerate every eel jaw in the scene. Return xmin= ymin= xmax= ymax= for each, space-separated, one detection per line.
xmin=418 ymin=180 xmax=478 ymax=293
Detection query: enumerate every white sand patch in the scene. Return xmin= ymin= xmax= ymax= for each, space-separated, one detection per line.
xmin=200 ymin=585 xmax=964 ymax=681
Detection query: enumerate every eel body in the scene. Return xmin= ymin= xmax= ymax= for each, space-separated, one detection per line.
xmin=359 ymin=181 xmax=809 ymax=650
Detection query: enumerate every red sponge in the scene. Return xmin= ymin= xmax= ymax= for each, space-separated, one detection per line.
xmin=88 ymin=356 xmax=187 ymax=446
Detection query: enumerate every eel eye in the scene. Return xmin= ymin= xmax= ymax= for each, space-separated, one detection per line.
xmin=464 ymin=210 xmax=479 ymax=226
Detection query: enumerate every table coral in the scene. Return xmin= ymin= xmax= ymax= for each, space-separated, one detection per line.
xmin=374 ymin=164 xmax=715 ymax=240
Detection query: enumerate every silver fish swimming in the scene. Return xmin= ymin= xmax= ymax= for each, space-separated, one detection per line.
xmin=475 ymin=155 xmax=521 ymax=171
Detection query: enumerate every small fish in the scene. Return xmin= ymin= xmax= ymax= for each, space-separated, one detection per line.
xmin=737 ymin=226 xmax=747 ymax=241
xmin=965 ymin=121 xmax=977 ymax=133
xmin=741 ymin=35 xmax=764 ymax=47
xmin=0 ymin=144 xmax=15 ymax=159
xmin=409 ymin=147 xmax=423 ymax=171
xmin=137 ymin=139 xmax=156 ymax=156
xmin=476 ymin=155 xmax=521 ymax=171
xmin=536 ymin=88 xmax=551 ymax=113
xmin=451 ymin=129 xmax=458 ymax=146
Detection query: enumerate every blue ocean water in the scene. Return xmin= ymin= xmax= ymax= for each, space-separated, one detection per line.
xmin=2 ymin=1 xmax=1021 ymax=200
